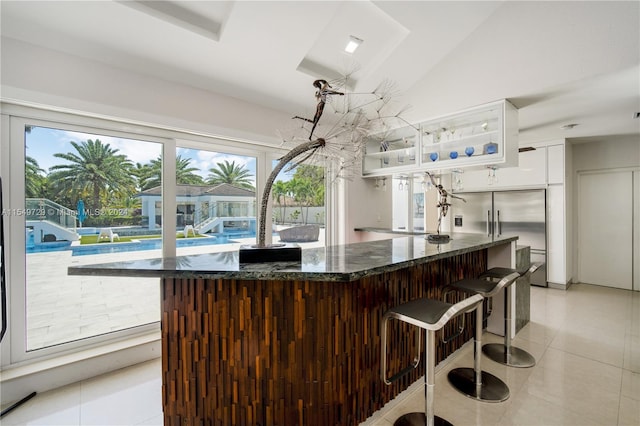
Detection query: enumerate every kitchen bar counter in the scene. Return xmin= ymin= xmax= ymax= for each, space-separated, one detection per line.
xmin=353 ymin=226 xmax=428 ymax=236
xmin=68 ymin=233 xmax=516 ymax=281
xmin=69 ymin=234 xmax=517 ymax=425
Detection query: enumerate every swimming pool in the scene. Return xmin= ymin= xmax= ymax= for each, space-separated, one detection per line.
xmin=71 ymin=236 xmax=228 ymax=256
xmin=27 ymin=232 xmax=258 ymax=256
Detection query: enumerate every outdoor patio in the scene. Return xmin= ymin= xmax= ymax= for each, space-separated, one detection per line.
xmin=26 ymin=233 xmax=325 ymax=351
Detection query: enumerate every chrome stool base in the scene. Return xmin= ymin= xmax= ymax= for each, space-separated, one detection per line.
xmin=394 ymin=412 xmax=453 ymax=426
xmin=483 ymin=343 xmax=536 ymax=368
xmin=447 ymin=367 xmax=510 ymax=402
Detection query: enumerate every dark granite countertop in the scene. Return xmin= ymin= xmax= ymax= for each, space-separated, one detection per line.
xmin=354 ymin=227 xmax=428 ymax=235
xmin=68 ymin=233 xmax=517 ymax=282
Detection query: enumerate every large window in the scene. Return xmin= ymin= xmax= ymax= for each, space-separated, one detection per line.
xmin=392 ymin=173 xmax=429 ymax=233
xmin=0 ymin=106 xmax=334 ymax=396
xmin=24 ymin=124 xmax=163 ymax=351
xmin=170 ymin=146 xmax=258 ymax=255
xmin=270 ymin=160 xmax=326 ymax=247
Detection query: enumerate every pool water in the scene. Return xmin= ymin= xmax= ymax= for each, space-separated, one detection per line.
xmin=27 ymin=232 xmax=258 ymax=256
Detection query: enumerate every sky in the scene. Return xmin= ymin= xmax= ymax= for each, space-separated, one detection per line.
xmin=25 ymin=125 xmax=294 ymax=184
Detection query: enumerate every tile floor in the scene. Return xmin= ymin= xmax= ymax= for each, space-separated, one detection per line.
xmin=2 ymin=283 xmax=638 ymax=425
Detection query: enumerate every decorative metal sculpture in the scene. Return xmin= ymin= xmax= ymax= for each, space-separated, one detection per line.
xmin=426 ymin=172 xmax=466 ymax=243
xmin=253 ymin=76 xmax=411 ymax=251
xmin=292 ymin=79 xmax=344 ymax=140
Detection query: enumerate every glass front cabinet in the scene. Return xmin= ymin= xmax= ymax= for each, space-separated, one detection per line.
xmin=362 ymin=100 xmax=518 ymax=177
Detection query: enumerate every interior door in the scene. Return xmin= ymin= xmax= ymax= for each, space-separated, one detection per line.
xmin=634 ymin=171 xmax=639 ymax=291
xmin=578 ymin=170 xmax=633 ymax=290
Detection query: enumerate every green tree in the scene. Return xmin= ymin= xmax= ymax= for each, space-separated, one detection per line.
xmin=291 ymin=165 xmax=325 ymax=223
xmin=290 ymin=178 xmax=315 ymax=224
xmin=48 ymin=139 xmax=135 ymax=210
xmin=293 ymin=165 xmax=324 ymax=205
xmin=136 ymin=155 xmax=203 ymax=191
xmin=272 ymin=180 xmax=290 ymax=224
xmin=25 ymin=155 xmax=46 ymax=198
xmin=293 ymin=164 xmax=324 ymax=183
xmin=289 ymin=209 xmax=300 ymax=223
xmin=206 ymin=160 xmax=254 ymax=190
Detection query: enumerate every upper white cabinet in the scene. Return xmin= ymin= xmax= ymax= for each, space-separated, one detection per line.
xmin=456 ymin=147 xmax=547 ymax=191
xmin=547 ymin=144 xmax=565 ymax=184
xmin=420 ymin=100 xmax=518 ymax=171
xmin=362 ymin=125 xmax=419 ymax=174
xmin=362 ymin=100 xmax=518 ymax=177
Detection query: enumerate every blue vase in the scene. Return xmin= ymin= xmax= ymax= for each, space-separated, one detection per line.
xmin=483 ymin=142 xmax=498 ymax=155
xmin=465 ymin=147 xmax=474 ymax=157
xmin=429 ymin=152 xmax=438 ymax=161
xmin=449 ymin=151 xmax=458 ymax=159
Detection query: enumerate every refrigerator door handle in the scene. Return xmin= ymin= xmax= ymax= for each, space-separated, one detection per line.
xmin=497 ymin=210 xmax=502 ymax=236
xmin=487 ymin=210 xmax=491 ymax=236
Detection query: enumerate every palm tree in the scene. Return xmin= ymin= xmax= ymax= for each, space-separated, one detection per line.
xmin=206 ymin=160 xmax=254 ymax=190
xmin=292 ymin=165 xmax=324 ymax=207
xmin=48 ymin=139 xmax=135 ymax=210
xmin=272 ymin=180 xmax=290 ymax=224
xmin=133 ymin=162 xmax=153 ymax=192
xmin=25 ymin=156 xmax=46 ymax=198
xmin=136 ymin=155 xmax=203 ymax=191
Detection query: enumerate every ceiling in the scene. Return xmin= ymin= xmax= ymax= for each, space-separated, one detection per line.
xmin=1 ymin=1 xmax=639 ymax=145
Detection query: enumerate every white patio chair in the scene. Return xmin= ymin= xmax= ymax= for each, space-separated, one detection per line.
xmin=97 ymin=228 xmax=119 ymax=243
xmin=184 ymin=225 xmax=196 ymax=237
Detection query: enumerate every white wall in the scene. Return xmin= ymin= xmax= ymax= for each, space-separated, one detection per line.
xmin=1 ymin=37 xmax=289 ymax=145
xmin=572 ymin=137 xmax=640 ymax=171
xmin=345 ymin=177 xmax=392 ymax=243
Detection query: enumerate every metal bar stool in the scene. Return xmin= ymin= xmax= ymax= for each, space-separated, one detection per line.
xmin=443 ymin=272 xmax=519 ymax=403
xmin=479 ymin=263 xmax=541 ymax=368
xmin=381 ymin=293 xmax=484 ymax=426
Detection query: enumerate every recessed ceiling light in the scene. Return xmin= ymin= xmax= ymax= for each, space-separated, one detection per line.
xmin=344 ymin=36 xmax=363 ymax=54
xmin=560 ymin=123 xmax=579 ymax=130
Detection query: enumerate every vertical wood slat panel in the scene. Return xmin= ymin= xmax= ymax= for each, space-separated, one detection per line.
xmin=161 ymin=250 xmax=487 ymax=425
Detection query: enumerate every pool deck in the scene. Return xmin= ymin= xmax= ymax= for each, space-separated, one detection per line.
xmin=26 ymin=235 xmax=326 ymax=351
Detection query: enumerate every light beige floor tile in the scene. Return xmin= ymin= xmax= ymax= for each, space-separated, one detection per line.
xmin=522 ymin=346 xmax=624 ymax=425
xmin=512 ymin=321 xmax=559 ymax=348
xmin=538 ymin=345 xmax=619 ymax=375
xmin=135 ymin=414 xmax=163 ymax=426
xmin=363 ymin=417 xmax=393 ymax=426
xmin=497 ymin=390 xmax=605 ymax=426
xmin=549 ymin=327 xmax=625 ymax=367
xmin=618 ymin=395 xmax=640 ymax=426
xmin=520 ymin=368 xmax=621 ymax=425
xmin=624 ymin=333 xmax=640 ymax=372
xmin=621 ymin=369 xmax=640 ymax=401
xmin=0 ymin=383 xmax=81 ymax=426
xmin=79 ymin=359 xmax=162 ymax=425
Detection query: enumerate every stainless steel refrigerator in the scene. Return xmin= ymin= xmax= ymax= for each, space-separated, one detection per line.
xmin=451 ymin=189 xmax=547 ymax=287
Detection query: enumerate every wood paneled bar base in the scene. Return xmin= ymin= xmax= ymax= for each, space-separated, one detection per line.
xmin=69 ymin=234 xmax=517 ymax=426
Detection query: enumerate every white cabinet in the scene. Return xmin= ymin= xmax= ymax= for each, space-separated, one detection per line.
xmin=362 ymin=125 xmax=419 ymax=174
xmin=420 ymin=100 xmax=518 ymax=172
xmin=547 ymin=144 xmax=564 ymax=184
xmin=546 ymin=184 xmax=566 ymax=284
xmin=362 ymin=100 xmax=518 ymax=177
xmin=456 ymin=147 xmax=547 ymax=191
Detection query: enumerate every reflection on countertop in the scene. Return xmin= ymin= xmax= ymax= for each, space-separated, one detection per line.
xmin=68 ymin=233 xmax=518 ymax=282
